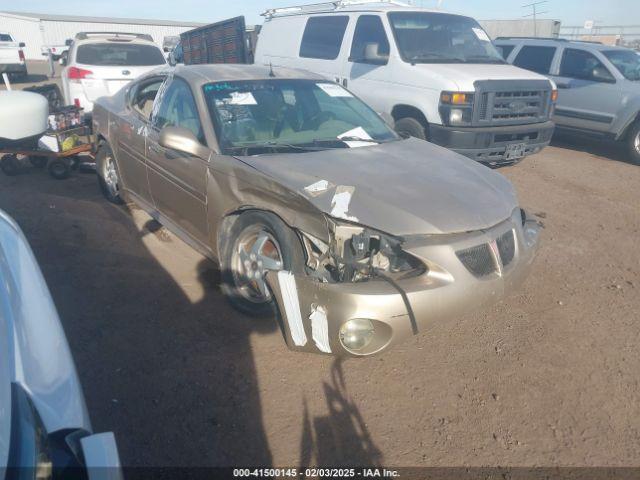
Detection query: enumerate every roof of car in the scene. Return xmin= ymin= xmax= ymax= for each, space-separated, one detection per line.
xmin=494 ymin=37 xmax=631 ymax=52
xmin=172 ymin=64 xmax=326 ymax=84
xmin=263 ymin=2 xmax=466 ymax=19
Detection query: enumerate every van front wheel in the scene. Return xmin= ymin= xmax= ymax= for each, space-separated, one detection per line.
xmin=395 ymin=117 xmax=428 ymax=140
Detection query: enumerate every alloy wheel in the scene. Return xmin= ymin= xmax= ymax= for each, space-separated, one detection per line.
xmin=231 ymin=226 xmax=284 ymax=303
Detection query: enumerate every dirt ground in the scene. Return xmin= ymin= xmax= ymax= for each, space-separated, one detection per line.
xmin=2 ymin=62 xmax=640 ymax=469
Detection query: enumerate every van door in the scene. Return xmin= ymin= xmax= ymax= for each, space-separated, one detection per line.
xmin=551 ymin=47 xmax=622 ymax=133
xmin=343 ymin=14 xmax=392 ymax=114
xmin=297 ymin=15 xmax=351 ymax=85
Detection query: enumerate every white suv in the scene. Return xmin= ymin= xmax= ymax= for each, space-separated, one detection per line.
xmin=61 ymin=32 xmax=166 ymax=113
xmin=255 ymin=0 xmax=558 ymax=166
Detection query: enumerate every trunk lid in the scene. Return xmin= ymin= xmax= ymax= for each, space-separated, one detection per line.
xmin=0 ymin=41 xmax=21 ymax=64
xmin=74 ymin=63 xmax=157 ymax=102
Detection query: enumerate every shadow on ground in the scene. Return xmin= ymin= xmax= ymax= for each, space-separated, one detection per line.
xmin=551 ymin=132 xmax=634 ymax=165
xmin=0 ymin=168 xmax=381 ymax=467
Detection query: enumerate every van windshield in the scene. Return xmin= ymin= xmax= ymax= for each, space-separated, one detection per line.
xmin=603 ymin=50 xmax=640 ymax=81
xmin=203 ymin=79 xmax=398 ymax=155
xmin=388 ymin=12 xmax=505 ymax=64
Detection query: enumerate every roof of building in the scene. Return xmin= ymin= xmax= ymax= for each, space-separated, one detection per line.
xmin=0 ymin=11 xmax=206 ymax=27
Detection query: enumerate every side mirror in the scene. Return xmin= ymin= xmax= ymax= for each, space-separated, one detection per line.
xmin=159 ymin=126 xmax=209 ymax=159
xmin=19 ymin=42 xmax=25 ymax=48
xmin=591 ymin=66 xmax=615 ymax=83
xmin=351 ymin=42 xmax=388 ymax=65
xmin=168 ymin=52 xmax=177 ymax=66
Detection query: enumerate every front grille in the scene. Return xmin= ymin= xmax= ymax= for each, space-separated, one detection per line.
xmin=496 ymin=230 xmax=515 ymax=266
xmin=473 ymin=80 xmax=552 ymax=126
xmin=457 ymin=244 xmax=496 ymax=277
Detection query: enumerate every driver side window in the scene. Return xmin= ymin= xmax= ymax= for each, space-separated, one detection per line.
xmin=152 ymin=77 xmax=205 ymax=143
xmin=560 ymin=48 xmax=614 ymax=82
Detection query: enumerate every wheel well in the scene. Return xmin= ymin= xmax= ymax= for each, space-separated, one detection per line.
xmin=622 ymin=112 xmax=640 ymax=140
xmin=391 ymin=105 xmax=429 ymax=127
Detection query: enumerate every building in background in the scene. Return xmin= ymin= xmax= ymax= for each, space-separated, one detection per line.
xmin=479 ymin=19 xmax=562 ymax=39
xmin=0 ymin=11 xmax=206 ymax=59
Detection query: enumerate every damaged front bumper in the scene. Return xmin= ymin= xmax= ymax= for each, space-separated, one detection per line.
xmin=266 ymin=208 xmax=541 ymax=357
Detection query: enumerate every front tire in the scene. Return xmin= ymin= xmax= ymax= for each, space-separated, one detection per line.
xmin=220 ymin=211 xmax=305 ymax=317
xmin=0 ymin=154 xmax=21 ymax=176
xmin=96 ymin=143 xmax=124 ymax=204
xmin=627 ymin=122 xmax=640 ymax=165
xmin=394 ymin=117 xmax=428 ymax=140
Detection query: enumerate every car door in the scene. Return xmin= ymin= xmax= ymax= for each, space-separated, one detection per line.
xmin=344 ymin=14 xmax=392 ymax=113
xmin=551 ymin=47 xmax=623 ymax=133
xmin=146 ymin=75 xmax=209 ymax=246
xmin=114 ymin=76 xmax=165 ymax=206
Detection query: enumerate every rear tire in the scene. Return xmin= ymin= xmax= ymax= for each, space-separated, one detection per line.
xmin=220 ymin=211 xmax=305 ymax=318
xmin=394 ymin=117 xmax=428 ymax=140
xmin=0 ymin=155 xmax=21 ymax=176
xmin=48 ymin=158 xmax=72 ymax=179
xmin=627 ymin=122 xmax=640 ymax=165
xmin=96 ymin=143 xmax=124 ymax=204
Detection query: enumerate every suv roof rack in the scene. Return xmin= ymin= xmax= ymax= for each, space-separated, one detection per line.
xmin=495 ymin=36 xmax=604 ymax=45
xmin=495 ymin=36 xmax=566 ymax=41
xmin=262 ymin=0 xmax=409 ymax=18
xmin=75 ymin=32 xmax=154 ymax=42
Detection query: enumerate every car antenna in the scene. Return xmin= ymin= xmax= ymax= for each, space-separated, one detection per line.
xmin=268 ymin=62 xmax=276 ymax=78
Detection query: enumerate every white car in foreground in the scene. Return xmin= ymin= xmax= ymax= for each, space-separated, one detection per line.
xmin=0 ymin=209 xmax=122 ymax=479
xmin=61 ymin=32 xmax=166 ymax=113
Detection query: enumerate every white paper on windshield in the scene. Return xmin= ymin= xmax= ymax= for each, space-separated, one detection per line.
xmin=229 ymin=91 xmax=257 ymax=105
xmin=338 ymin=126 xmax=373 ymax=148
xmin=472 ymin=28 xmax=491 ymax=42
xmin=317 ymin=82 xmax=353 ymax=97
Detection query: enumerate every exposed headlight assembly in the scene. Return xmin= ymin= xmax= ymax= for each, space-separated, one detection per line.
xmin=440 ymin=91 xmax=475 ymax=126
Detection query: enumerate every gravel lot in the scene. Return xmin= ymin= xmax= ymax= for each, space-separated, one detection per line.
xmin=2 ymin=61 xmax=639 ymax=468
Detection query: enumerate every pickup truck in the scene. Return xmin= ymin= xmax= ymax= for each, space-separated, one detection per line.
xmin=0 ymin=32 xmax=27 ymax=81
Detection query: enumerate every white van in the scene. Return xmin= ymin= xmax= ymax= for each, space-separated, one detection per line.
xmin=254 ymin=0 xmax=558 ymax=166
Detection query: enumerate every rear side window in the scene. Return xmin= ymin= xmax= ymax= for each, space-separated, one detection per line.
xmin=0 ymin=34 xmax=13 ymax=42
xmin=350 ymin=15 xmax=390 ymax=64
xmin=513 ymin=46 xmax=556 ymax=74
xmin=76 ymin=43 xmax=166 ymax=66
xmin=300 ymin=16 xmax=349 ymax=60
xmin=496 ymin=44 xmax=515 ymax=60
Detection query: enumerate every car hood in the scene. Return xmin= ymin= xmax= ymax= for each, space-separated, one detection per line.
xmin=236 ymin=137 xmax=519 ymax=236
xmin=405 ymin=63 xmax=552 ymax=91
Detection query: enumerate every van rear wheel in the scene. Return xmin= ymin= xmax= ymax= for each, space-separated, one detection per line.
xmin=628 ymin=122 xmax=640 ymax=165
xmin=395 ymin=117 xmax=428 ymax=140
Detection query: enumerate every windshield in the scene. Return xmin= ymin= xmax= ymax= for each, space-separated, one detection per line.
xmin=603 ymin=50 xmax=640 ymax=81
xmin=388 ymin=12 xmax=504 ymax=64
xmin=76 ymin=43 xmax=166 ymax=66
xmin=203 ymin=79 xmax=398 ymax=154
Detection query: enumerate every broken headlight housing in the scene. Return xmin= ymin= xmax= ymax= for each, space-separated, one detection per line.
xmin=300 ymin=219 xmax=427 ymax=283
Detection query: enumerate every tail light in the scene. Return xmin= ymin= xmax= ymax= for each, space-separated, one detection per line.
xmin=18 ymin=50 xmax=25 ymax=62
xmin=74 ymin=98 xmax=81 ymax=107
xmin=67 ymin=66 xmax=93 ymax=82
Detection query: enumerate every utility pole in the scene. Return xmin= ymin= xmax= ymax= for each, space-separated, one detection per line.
xmin=522 ymin=1 xmax=549 ymax=37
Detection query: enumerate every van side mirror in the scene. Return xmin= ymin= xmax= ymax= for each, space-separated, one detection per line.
xmin=350 ymin=42 xmax=388 ymax=65
xmin=159 ymin=126 xmax=209 ymax=159
xmin=19 ymin=42 xmax=25 ymax=48
xmin=168 ymin=52 xmax=177 ymax=66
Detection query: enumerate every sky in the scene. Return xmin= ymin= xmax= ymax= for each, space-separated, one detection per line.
xmin=3 ymin=0 xmax=639 ymax=27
